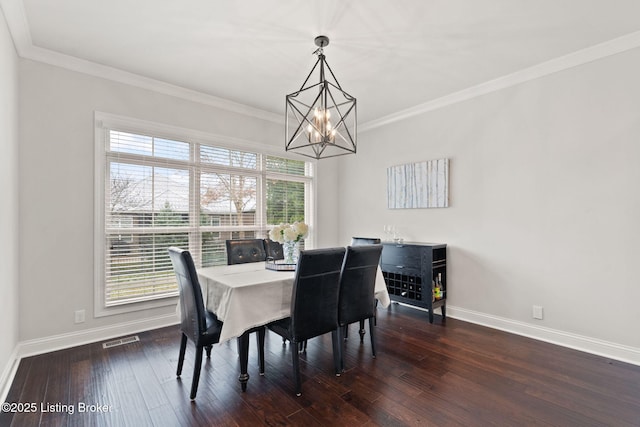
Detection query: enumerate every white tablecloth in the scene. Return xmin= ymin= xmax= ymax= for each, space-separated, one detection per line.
xmin=197 ymin=262 xmax=390 ymax=342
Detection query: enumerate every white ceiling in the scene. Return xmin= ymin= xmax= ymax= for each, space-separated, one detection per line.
xmin=3 ymin=0 xmax=640 ymax=125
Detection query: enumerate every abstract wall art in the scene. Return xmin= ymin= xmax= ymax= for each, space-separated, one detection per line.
xmin=387 ymin=158 xmax=449 ymax=209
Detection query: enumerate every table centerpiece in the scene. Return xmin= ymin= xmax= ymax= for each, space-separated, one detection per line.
xmin=269 ymin=221 xmax=309 ymax=264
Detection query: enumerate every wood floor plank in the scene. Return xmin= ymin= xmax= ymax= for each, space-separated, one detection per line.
xmin=5 ymin=304 xmax=640 ymax=426
xmin=14 ymin=347 xmax=51 ymax=426
xmin=39 ymin=350 xmax=71 ymax=427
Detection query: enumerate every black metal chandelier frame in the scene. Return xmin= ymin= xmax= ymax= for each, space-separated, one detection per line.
xmin=285 ymin=36 xmax=357 ymax=160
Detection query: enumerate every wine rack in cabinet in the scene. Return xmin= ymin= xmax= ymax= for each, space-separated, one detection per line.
xmin=380 ymin=242 xmax=447 ymax=323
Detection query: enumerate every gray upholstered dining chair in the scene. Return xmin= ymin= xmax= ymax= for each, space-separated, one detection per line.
xmin=337 ymin=245 xmax=383 ymax=371
xmin=168 ymin=246 xmax=223 ymax=400
xmin=225 ymin=239 xmax=267 ymax=264
xmin=264 ymin=247 xmax=346 ymax=396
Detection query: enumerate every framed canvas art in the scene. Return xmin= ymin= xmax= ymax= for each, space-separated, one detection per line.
xmin=387 ymin=158 xmax=449 ymax=209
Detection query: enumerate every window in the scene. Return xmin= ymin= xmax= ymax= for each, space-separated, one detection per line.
xmin=95 ymin=113 xmax=314 ymax=315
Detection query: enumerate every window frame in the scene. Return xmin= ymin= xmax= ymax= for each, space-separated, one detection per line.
xmin=94 ymin=112 xmax=316 ymax=317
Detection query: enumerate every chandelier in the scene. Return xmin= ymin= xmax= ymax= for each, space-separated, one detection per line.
xmin=285 ymin=36 xmax=357 ymax=159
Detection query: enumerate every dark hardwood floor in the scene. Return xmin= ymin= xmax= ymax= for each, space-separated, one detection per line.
xmin=3 ymin=303 xmax=640 ymax=426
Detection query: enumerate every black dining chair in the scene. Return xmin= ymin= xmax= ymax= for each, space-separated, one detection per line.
xmin=225 ymin=239 xmax=267 ymax=265
xmin=264 ymin=238 xmax=284 ymax=260
xmin=347 ymin=237 xmax=382 ymax=336
xmin=338 ymin=245 xmax=383 ymax=371
xmin=265 ymin=247 xmax=346 ymax=396
xmin=168 ymin=246 xmax=223 ymax=400
xmin=351 ymin=237 xmax=382 ymax=246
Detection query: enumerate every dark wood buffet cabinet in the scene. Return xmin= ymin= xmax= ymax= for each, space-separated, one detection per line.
xmin=380 ymin=242 xmax=447 ymax=323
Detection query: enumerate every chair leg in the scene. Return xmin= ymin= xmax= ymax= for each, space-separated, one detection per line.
xmin=291 ymin=342 xmax=302 ymax=396
xmin=205 ymin=345 xmax=212 ymax=358
xmin=190 ymin=345 xmax=204 ymax=400
xmin=256 ymin=327 xmax=265 ymax=375
xmin=369 ymin=317 xmax=376 ymax=358
xmin=177 ymin=333 xmax=187 ymax=377
xmin=332 ymin=329 xmax=342 ymax=375
xmin=344 ymin=324 xmax=349 ymax=340
xmin=359 ymin=320 xmax=366 ymax=343
xmin=374 ymin=299 xmax=378 ymax=326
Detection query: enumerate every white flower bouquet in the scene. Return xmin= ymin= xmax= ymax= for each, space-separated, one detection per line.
xmin=269 ymin=222 xmax=309 ymax=264
xmin=269 ymin=222 xmax=309 ymax=244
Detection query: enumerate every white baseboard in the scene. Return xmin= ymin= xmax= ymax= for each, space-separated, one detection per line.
xmin=0 ymin=346 xmax=21 ymax=404
xmin=0 ymin=313 xmax=179 ymax=402
xmin=17 ymin=313 xmax=179 ymax=359
xmin=446 ymin=305 xmax=640 ymax=366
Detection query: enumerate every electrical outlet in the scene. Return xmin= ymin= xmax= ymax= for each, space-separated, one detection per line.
xmin=74 ymin=309 xmax=85 ymax=324
xmin=532 ymin=305 xmax=543 ymax=320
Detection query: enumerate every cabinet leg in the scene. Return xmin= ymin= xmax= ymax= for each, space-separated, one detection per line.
xmin=428 ymin=310 xmax=434 ymax=324
xmin=441 ymin=304 xmax=446 ymax=321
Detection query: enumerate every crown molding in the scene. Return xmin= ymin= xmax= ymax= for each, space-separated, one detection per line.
xmin=25 ymin=45 xmax=284 ymax=124
xmin=360 ymin=30 xmax=640 ymax=132
xmin=0 ymin=0 xmax=283 ymax=124
xmin=0 ymin=0 xmax=31 ymax=53
xmin=3 ymin=0 xmax=640 ymax=132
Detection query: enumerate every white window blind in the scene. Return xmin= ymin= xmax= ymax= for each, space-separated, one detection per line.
xmin=99 ymin=126 xmax=312 ymax=309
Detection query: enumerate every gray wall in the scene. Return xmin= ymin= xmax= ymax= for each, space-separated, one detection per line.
xmin=0 ymin=8 xmax=19 ymax=389
xmin=17 ymin=59 xmax=339 ymax=341
xmin=338 ymin=47 xmax=640 ymax=352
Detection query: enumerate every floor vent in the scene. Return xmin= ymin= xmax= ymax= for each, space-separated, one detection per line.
xmin=102 ymin=335 xmax=140 ymax=349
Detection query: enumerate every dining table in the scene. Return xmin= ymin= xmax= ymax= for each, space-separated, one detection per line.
xmin=197 ymin=261 xmax=391 ymax=390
